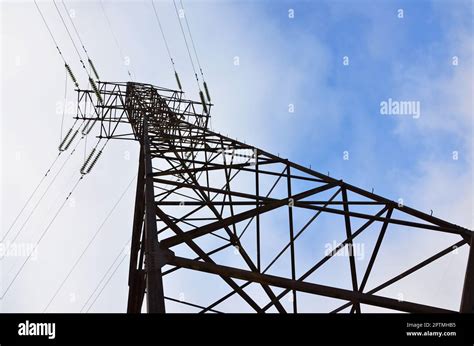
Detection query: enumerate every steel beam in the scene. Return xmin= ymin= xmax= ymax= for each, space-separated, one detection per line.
xmin=460 ymin=234 xmax=474 ymax=313
xmin=126 ymin=147 xmax=146 ymax=313
xmin=143 ymin=115 xmax=166 ymax=313
xmin=160 ymin=183 xmax=337 ymax=248
xmin=167 ymin=255 xmax=454 ymax=313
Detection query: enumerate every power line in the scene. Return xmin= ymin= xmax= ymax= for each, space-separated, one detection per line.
xmin=53 ymin=0 xmax=103 ymax=103
xmin=151 ymin=0 xmax=175 ymax=72
xmin=179 ymin=0 xmax=203 ymax=76
xmin=99 ymin=0 xmax=134 ymax=81
xmin=179 ymin=0 xmax=211 ymax=102
xmin=6 ymin=134 xmax=85 ymax=247
xmin=61 ymin=0 xmax=101 ymax=80
xmin=2 ymin=0 xmax=99 ymax=254
xmin=43 ymin=174 xmax=136 ymax=312
xmin=52 ymin=0 xmax=86 ymax=71
xmin=2 ymin=129 xmax=109 ymax=301
xmin=34 ymin=0 xmax=80 ymax=90
xmin=150 ymin=0 xmax=182 ymax=91
xmin=60 ymin=1 xmax=87 ymax=54
xmin=172 ymin=0 xmax=210 ymax=113
xmin=172 ymin=0 xmax=200 ymax=90
xmin=0 ymin=118 xmax=82 ymax=247
xmin=86 ymin=253 xmax=127 ymax=312
xmin=34 ymin=0 xmax=66 ymax=64
xmin=1 ymin=177 xmax=84 ymax=299
xmin=0 ymin=153 xmax=61 ymax=244
xmin=1 ymin=119 xmax=93 ymax=252
xmin=6 ymin=135 xmax=109 ymax=251
xmin=2 ymin=167 xmax=79 ymax=277
xmin=80 ymin=238 xmax=131 ymax=312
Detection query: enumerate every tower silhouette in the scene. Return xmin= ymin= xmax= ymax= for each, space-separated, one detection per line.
xmin=75 ymin=81 xmax=473 ymax=313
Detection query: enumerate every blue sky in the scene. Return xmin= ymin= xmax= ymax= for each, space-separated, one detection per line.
xmin=256 ymin=0 xmax=472 ymax=201
xmin=1 ymin=0 xmax=472 ymax=312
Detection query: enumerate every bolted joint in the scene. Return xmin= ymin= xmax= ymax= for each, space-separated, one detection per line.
xmin=229 ymin=236 xmax=240 ymax=248
xmin=147 ymin=247 xmax=175 ymax=269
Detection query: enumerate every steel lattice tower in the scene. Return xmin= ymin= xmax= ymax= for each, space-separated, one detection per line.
xmin=75 ymin=81 xmax=473 ymax=313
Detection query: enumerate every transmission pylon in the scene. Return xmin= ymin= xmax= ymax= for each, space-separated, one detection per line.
xmin=74 ymin=81 xmax=473 ymax=313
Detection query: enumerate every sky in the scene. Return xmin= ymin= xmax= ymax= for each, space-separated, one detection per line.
xmin=0 ymin=0 xmax=472 ymax=313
